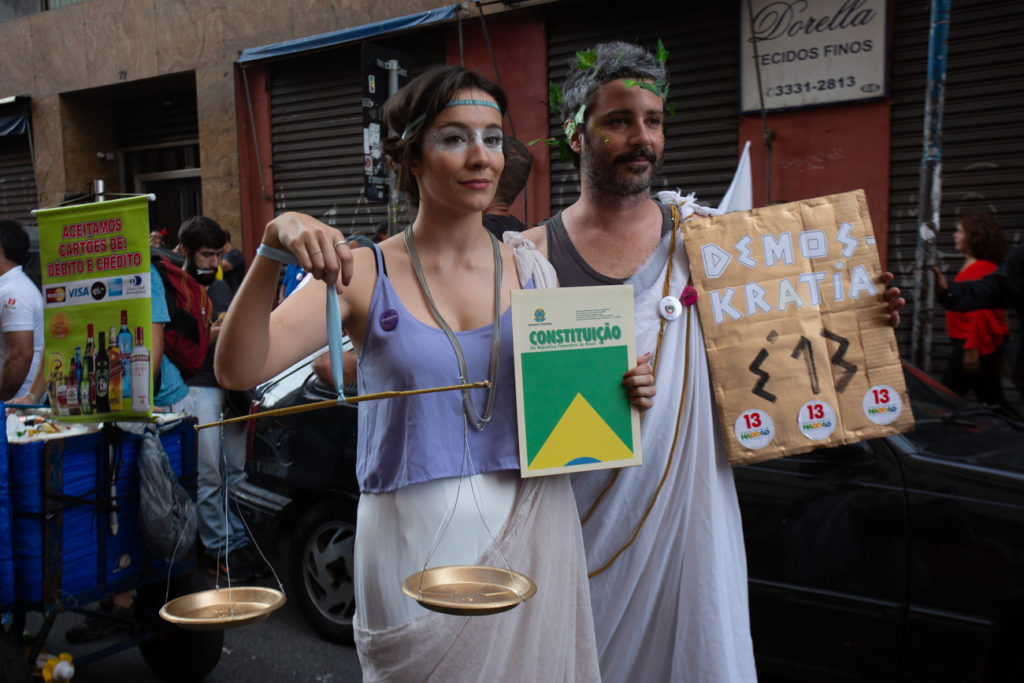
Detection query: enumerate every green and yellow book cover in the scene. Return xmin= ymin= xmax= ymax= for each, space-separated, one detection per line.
xmin=512 ymin=285 xmax=642 ymax=477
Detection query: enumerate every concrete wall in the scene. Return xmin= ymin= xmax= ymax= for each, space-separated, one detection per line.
xmin=0 ymin=0 xmax=452 ymax=241
xmin=739 ymin=100 xmax=892 ymax=269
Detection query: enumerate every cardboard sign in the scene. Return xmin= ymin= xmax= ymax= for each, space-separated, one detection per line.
xmin=512 ymin=285 xmax=642 ymax=477
xmin=682 ymin=190 xmax=913 ymax=465
xmin=34 ymin=196 xmax=155 ymax=421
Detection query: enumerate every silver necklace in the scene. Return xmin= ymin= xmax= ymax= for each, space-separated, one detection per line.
xmin=404 ymin=227 xmax=502 ymax=431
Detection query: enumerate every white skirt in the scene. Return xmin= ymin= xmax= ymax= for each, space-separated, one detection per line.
xmin=354 ymin=473 xmax=601 ymax=683
xmin=354 ymin=471 xmax=518 ymax=631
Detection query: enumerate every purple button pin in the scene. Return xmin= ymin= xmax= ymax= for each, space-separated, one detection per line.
xmin=380 ymin=308 xmax=399 ymax=331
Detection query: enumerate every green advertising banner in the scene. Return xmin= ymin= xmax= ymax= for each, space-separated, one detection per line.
xmin=35 ymin=196 xmax=154 ymax=421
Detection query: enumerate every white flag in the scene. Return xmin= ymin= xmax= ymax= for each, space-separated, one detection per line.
xmin=718 ymin=140 xmax=752 ymax=213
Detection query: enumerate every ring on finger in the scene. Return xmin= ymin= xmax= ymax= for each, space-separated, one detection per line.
xmin=333 ymin=240 xmax=345 ymax=248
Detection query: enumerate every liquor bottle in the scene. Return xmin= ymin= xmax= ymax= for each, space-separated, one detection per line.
xmin=95 ymin=330 xmax=110 ymax=413
xmin=107 ymin=326 xmax=122 ymax=411
xmin=84 ymin=323 xmax=97 ymax=409
xmin=74 ymin=346 xmax=82 ymax=384
xmin=66 ymin=372 xmax=80 ymax=416
xmin=73 ymin=346 xmax=86 ymax=414
xmin=130 ymin=326 xmax=151 ymax=412
xmin=55 ymin=375 xmax=68 ymax=416
xmin=117 ymin=310 xmax=133 ymax=401
xmin=79 ymin=355 xmax=92 ymax=415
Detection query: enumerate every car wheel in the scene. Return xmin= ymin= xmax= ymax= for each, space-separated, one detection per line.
xmin=291 ymin=501 xmax=357 ymax=643
xmin=136 ymin=572 xmax=225 ymax=682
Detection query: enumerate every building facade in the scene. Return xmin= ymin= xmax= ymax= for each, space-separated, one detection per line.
xmin=1 ymin=0 xmax=1022 ymax=374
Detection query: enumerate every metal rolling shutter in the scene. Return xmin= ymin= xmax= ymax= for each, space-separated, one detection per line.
xmin=0 ymin=136 xmax=38 ymax=224
xmin=888 ymin=0 xmax=1024 ymax=378
xmin=546 ymin=0 xmax=739 ymax=213
xmin=268 ymin=35 xmax=444 ymax=237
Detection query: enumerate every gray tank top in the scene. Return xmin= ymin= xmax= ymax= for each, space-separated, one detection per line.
xmin=544 ymin=202 xmax=673 ymax=286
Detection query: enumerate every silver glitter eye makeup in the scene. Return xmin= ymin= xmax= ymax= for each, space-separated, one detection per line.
xmin=429 ymin=127 xmax=504 ymax=152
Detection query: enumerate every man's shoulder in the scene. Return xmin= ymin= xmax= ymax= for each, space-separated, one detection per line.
xmin=519 ymin=224 xmax=548 ymax=257
xmin=224 ymin=248 xmax=244 ymax=266
xmin=0 ymin=270 xmax=42 ymax=307
xmin=207 ymin=279 xmax=233 ymax=308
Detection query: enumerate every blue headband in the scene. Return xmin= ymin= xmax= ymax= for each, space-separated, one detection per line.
xmin=400 ymin=98 xmax=502 ymax=140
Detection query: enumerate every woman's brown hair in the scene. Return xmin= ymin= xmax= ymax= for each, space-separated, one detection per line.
xmin=959 ymin=210 xmax=1007 ymax=264
xmin=380 ymin=65 xmax=507 ymax=207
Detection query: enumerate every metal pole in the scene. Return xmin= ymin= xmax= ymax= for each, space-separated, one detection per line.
xmin=910 ymin=0 xmax=951 ymax=370
xmin=746 ymin=0 xmax=775 ymax=205
xmin=385 ymin=59 xmax=402 ymax=237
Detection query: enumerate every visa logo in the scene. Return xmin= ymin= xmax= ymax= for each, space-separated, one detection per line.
xmin=68 ymin=286 xmax=90 ymax=297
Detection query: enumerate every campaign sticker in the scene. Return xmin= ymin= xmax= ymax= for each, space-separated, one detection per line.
xmin=797 ymin=400 xmax=837 ymax=440
xmin=735 ymin=409 xmax=774 ymax=450
xmin=863 ymin=385 xmax=901 ymax=425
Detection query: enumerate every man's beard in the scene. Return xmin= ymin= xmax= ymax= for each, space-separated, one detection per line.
xmin=185 ymin=260 xmax=217 ymax=286
xmin=581 ymin=137 xmax=662 ymax=198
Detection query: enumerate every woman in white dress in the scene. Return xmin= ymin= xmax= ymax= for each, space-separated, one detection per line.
xmin=216 ymin=65 xmax=654 ymax=681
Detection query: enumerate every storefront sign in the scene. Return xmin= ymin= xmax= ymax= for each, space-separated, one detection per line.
xmin=740 ymin=0 xmax=888 ymax=112
xmin=35 ymin=196 xmax=154 ymax=421
xmin=512 ymin=285 xmax=642 ymax=477
xmin=682 ymin=190 xmax=913 ymax=465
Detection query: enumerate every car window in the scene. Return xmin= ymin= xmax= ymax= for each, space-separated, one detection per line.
xmin=900 ymin=365 xmax=1023 ymax=467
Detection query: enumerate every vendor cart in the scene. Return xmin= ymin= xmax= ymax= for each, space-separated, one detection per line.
xmin=0 ymin=409 xmax=223 ymax=682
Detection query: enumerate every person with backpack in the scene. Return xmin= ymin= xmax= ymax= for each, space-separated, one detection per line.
xmin=177 ymin=216 xmax=261 ymax=581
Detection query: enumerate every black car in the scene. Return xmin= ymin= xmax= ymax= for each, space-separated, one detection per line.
xmin=231 ymin=354 xmax=359 ymax=643
xmin=736 ymin=364 xmax=1024 ymax=682
xmin=237 ymin=357 xmax=1024 ymax=681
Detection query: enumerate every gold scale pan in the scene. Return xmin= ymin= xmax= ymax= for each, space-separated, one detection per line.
xmin=180 ymin=379 xmax=536 ymax=624
xmin=163 ymin=380 xmax=493 ymax=631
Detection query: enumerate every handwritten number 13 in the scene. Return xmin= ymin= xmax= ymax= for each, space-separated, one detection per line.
xmin=749 ymin=328 xmax=859 ymax=401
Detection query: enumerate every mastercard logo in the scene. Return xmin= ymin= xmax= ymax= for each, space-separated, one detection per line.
xmin=50 ymin=312 xmax=71 ymax=339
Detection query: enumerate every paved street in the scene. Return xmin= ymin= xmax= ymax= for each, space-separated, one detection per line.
xmin=24 ymin=544 xmax=362 ymax=682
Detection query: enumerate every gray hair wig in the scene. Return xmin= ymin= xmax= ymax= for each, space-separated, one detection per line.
xmin=560 ymin=41 xmax=668 ymax=123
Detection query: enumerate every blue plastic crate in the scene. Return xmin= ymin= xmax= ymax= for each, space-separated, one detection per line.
xmin=7 ymin=420 xmax=195 ymax=608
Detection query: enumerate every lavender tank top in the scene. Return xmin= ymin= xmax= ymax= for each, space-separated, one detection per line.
xmin=356 ymin=245 xmax=527 ymax=493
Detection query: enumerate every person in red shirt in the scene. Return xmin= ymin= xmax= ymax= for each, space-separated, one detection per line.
xmin=942 ymin=210 xmax=1010 ymax=408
